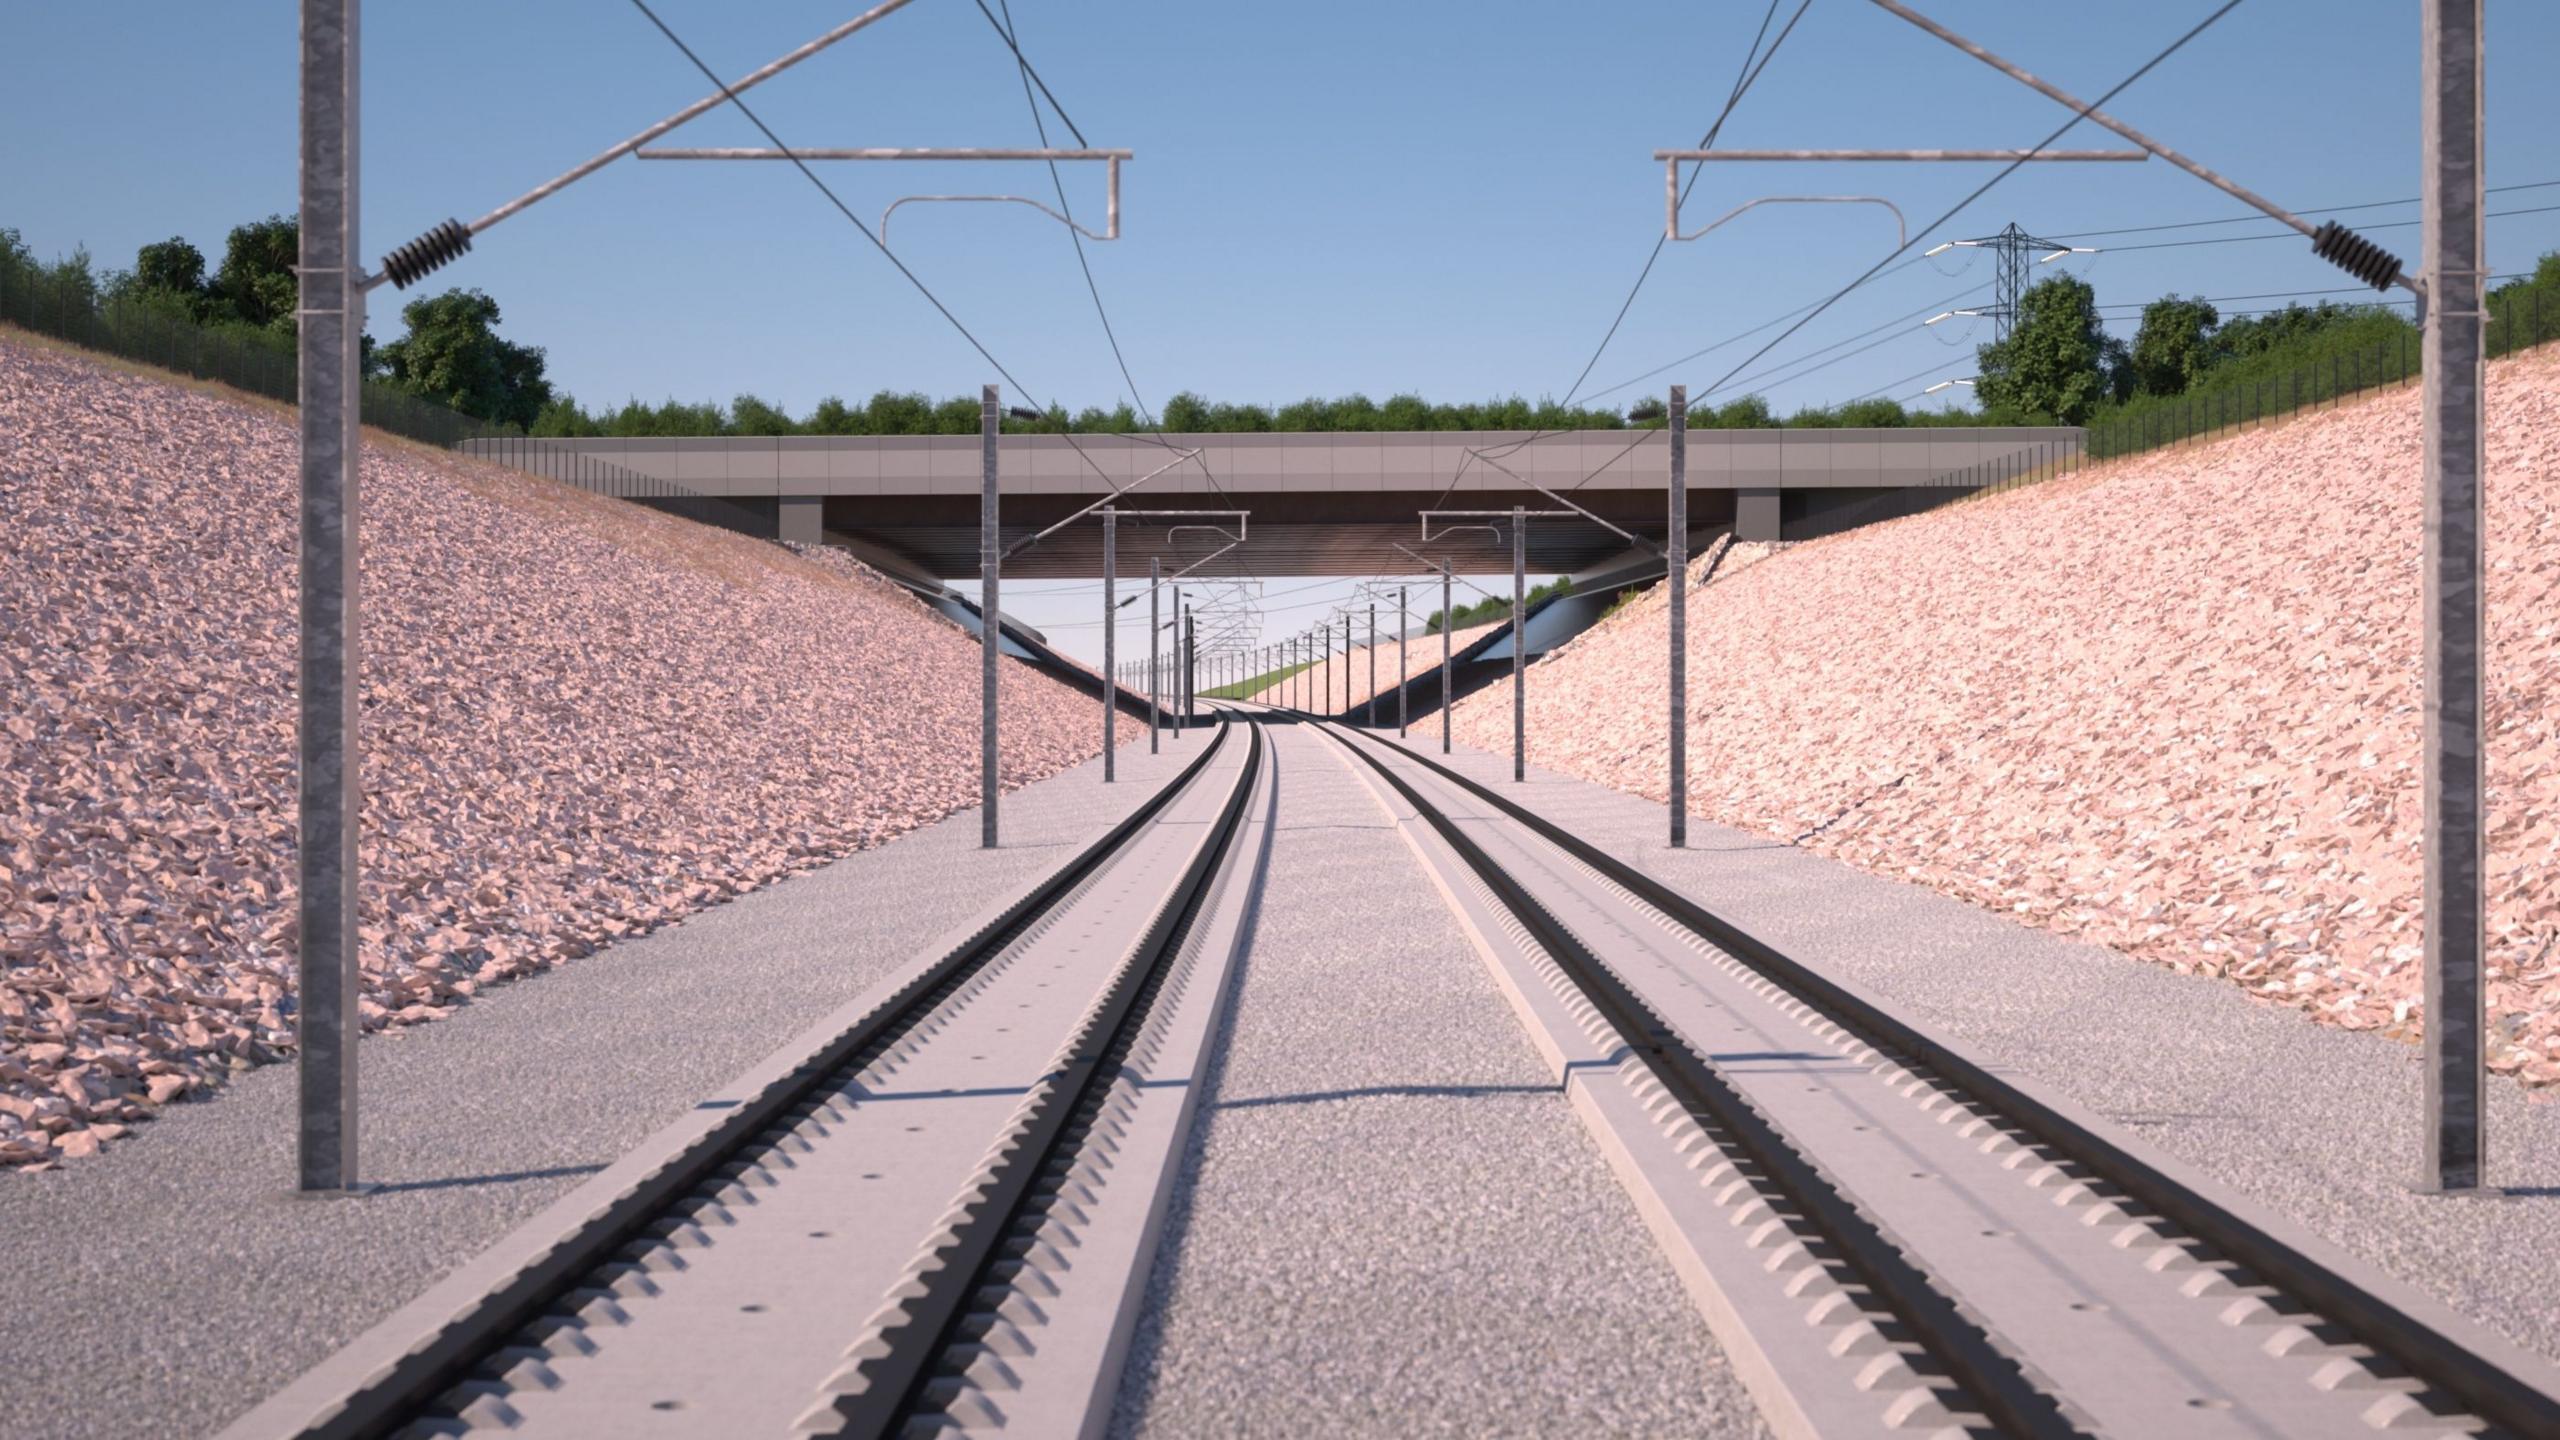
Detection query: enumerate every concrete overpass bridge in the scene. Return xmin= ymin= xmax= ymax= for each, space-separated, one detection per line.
xmin=461 ymin=426 xmax=2083 ymax=583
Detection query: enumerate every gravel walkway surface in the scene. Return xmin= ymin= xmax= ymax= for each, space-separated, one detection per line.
xmin=0 ymin=742 xmax=1196 ymax=1440
xmin=1398 ymin=736 xmax=2560 ymax=1371
xmin=1110 ymin=724 xmax=1762 ymax=1439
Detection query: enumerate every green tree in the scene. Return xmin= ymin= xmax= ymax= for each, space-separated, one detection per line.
xmin=598 ymin=398 xmax=728 ymax=436
xmin=109 ymin=236 xmax=213 ymax=322
xmin=2211 ymin=300 xmax=2361 ymax=362
xmin=2101 ymin=335 xmax=2136 ymax=404
xmin=1835 ymin=397 xmax=1909 ymax=427
xmin=2129 ymin=294 xmax=2219 ymax=396
xmin=375 ymin=288 xmax=555 ymax=430
xmin=864 ymin=390 xmax=932 ymax=434
xmin=1272 ymin=396 xmax=1329 ymax=431
xmin=211 ymin=216 xmax=300 ymax=332
xmin=806 ymin=396 xmax=863 ymax=434
xmin=1710 ymin=395 xmax=1773 ymax=429
xmin=728 ymin=393 xmax=796 ymax=436
xmin=1069 ymin=402 xmax=1138 ymax=433
xmin=1159 ymin=391 xmax=1211 ymax=431
xmin=528 ymin=397 xmax=599 ymax=437
xmin=1975 ymin=274 xmax=2109 ymax=424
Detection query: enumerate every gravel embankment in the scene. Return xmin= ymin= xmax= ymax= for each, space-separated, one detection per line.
xmin=1453 ymin=345 xmax=2560 ymax=1081
xmin=0 ymin=335 xmax=1118 ymax=1167
xmin=1246 ymin=620 xmax=1500 ymax=711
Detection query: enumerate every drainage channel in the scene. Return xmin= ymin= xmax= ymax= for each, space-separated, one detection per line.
xmin=222 ymin=718 xmax=1265 ymax=1440
xmin=1311 ymin=717 xmax=2560 ymax=1440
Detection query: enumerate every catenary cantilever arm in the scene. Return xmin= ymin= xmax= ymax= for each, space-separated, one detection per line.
xmin=1462 ymin=453 xmax=1662 ymax=556
xmin=1863 ymin=0 xmax=2421 ymax=294
xmin=1002 ymin=451 xmax=1203 ymax=560
xmin=1671 ymin=193 xmax=1908 ymax=247
xmin=365 ymin=0 xmax=923 ymax=289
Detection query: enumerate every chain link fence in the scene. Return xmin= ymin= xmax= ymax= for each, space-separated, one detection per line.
xmin=2088 ymin=285 xmax=2554 ymax=461
xmin=0 ymin=256 xmax=514 ymax=450
xmin=454 ymin=436 xmax=775 ymax=537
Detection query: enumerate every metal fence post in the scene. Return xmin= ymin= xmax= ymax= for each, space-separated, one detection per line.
xmin=1512 ymin=504 xmax=1526 ymax=782
xmin=1148 ymin=558 xmax=1160 ymax=755
xmin=1669 ymin=384 xmax=1689 ymax=848
xmin=1367 ymin=603 xmax=1378 ymax=728
xmin=1398 ymin=585 xmax=1409 ymax=738
xmin=980 ymin=384 xmax=1000 ymax=849
xmin=1101 ymin=507 xmax=1115 ymax=783
xmin=296 ymin=0 xmax=364 ymax=1194
xmin=1441 ymin=562 xmax=1453 ymax=755
xmin=2420 ymin=0 xmax=2487 ymax=1194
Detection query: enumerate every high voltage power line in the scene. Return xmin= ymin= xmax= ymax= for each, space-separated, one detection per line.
xmin=1580 ymin=178 xmax=2560 ymax=418
xmin=2048 ymin=177 xmax=2560 ymax=239
xmin=2098 ymin=202 xmax=2560 ymax=252
xmin=1484 ymin=0 xmax=2248 ymax=502
xmin=1682 ymin=1 xmax=2245 ymax=421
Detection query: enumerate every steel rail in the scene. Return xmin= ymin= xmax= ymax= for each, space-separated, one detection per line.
xmin=1302 ymin=717 xmax=2075 ymax=1437
xmin=1328 ymin=723 xmax=2560 ymax=1440
xmin=850 ymin=716 xmax=1267 ymax=1437
xmin=257 ymin=722 xmax=1242 ymax=1440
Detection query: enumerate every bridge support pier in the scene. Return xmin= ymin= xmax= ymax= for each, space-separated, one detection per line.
xmin=1736 ymin=486 xmax=1782 ymax=544
xmin=778 ymin=496 xmax=824 ymax=546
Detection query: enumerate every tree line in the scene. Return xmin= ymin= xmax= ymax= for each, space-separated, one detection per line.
xmin=3 ymin=215 xmax=1991 ymax=438
xmin=22 ymin=214 xmax=2547 ymax=439
xmin=1973 ymin=250 xmax=2560 ymax=426
xmin=2 ymin=216 xmax=561 ymax=431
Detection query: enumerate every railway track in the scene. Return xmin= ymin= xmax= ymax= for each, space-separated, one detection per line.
xmin=222 ymin=701 xmax=2560 ymax=1440
xmin=1298 ymin=712 xmax=2560 ymax=1440
xmin=224 ymin=715 xmax=1272 ymax=1440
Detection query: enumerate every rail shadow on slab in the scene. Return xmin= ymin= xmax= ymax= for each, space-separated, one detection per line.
xmin=1211 ymin=1082 xmax=1558 ymax=1111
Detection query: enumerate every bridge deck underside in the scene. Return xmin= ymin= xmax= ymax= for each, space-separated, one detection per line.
xmin=830 ymin=489 xmax=1734 ymax=579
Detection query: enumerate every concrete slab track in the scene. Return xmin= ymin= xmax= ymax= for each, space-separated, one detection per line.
xmin=18 ymin=716 xmax=2555 ymax=1438
xmin=1109 ymin=724 xmax=1762 ymax=1439
xmin=0 ymin=738 xmax=1190 ymax=1440
xmin=1390 ymin=734 xmax=2560 ymax=1374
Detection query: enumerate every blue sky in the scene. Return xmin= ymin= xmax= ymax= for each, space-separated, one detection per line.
xmin=7 ymin=2 xmax=2558 ymax=661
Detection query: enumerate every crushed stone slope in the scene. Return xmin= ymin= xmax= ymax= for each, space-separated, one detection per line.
xmin=1454 ymin=348 xmax=2560 ymax=1082
xmin=0 ymin=334 xmax=1115 ymax=1166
